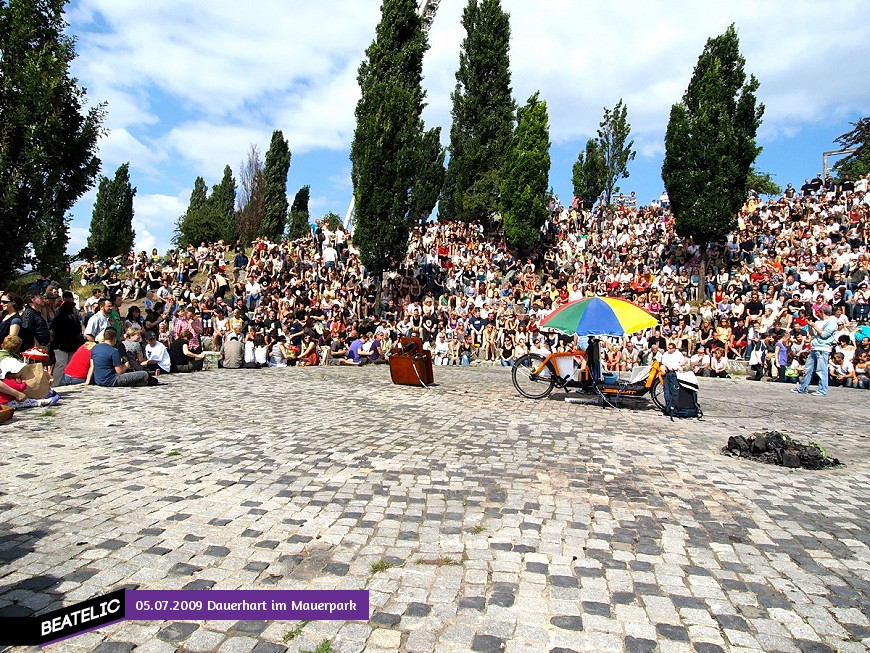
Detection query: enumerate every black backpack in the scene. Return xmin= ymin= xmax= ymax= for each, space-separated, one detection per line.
xmin=662 ymin=371 xmax=702 ymax=420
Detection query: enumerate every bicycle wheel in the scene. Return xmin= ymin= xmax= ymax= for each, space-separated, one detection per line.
xmin=512 ymin=353 xmax=557 ymax=399
xmin=650 ymin=377 xmax=666 ymax=410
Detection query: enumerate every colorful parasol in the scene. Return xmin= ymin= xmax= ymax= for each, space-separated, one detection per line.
xmin=538 ymin=296 xmax=658 ymax=337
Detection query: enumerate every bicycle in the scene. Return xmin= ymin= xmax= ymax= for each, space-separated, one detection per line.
xmin=511 ymin=343 xmax=667 ymax=409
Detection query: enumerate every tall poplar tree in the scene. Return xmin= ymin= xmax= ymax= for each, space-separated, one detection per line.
xmin=598 ymin=99 xmax=635 ymax=205
xmin=87 ymin=163 xmax=136 ymax=260
xmin=442 ymin=0 xmax=514 ymax=227
xmin=287 ymin=185 xmax=311 ymax=240
xmin=261 ymin=130 xmax=291 ymax=242
xmin=662 ymin=24 xmax=763 ymax=297
xmin=571 ymin=138 xmax=607 ymax=210
xmin=174 ymin=177 xmax=211 ymax=247
xmin=0 ymin=0 xmax=105 ymax=284
xmin=350 ymin=0 xmax=434 ymax=277
xmin=500 ymin=92 xmax=550 ymax=251
xmin=210 ymin=165 xmax=237 ymax=244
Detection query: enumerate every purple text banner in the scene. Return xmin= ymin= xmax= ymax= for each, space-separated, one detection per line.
xmin=126 ymin=589 xmax=369 ymax=621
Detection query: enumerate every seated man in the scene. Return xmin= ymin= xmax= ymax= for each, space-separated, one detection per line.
xmin=366 ymin=331 xmax=388 ymax=365
xmin=340 ymin=333 xmax=369 ymax=365
xmin=661 ymin=341 xmax=687 ymax=373
xmin=142 ymin=331 xmax=171 ymax=375
xmin=689 ymin=345 xmax=711 ymax=376
xmin=220 ymin=331 xmax=244 ymax=369
xmin=89 ymin=328 xmax=151 ymax=387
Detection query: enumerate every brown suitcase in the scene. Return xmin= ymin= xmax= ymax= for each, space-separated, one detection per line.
xmin=389 ymin=337 xmax=434 ymax=386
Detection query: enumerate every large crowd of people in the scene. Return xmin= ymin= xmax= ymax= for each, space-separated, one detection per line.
xmin=2 ymin=169 xmax=870 ymax=410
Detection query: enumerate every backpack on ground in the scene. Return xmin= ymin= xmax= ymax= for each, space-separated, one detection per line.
xmin=662 ymin=371 xmax=702 ymax=420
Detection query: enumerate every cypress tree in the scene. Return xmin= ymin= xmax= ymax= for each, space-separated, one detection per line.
xmin=210 ymin=165 xmax=237 ymax=244
xmin=287 ymin=185 xmax=311 ymax=241
xmin=350 ymin=0 xmax=431 ymax=277
xmin=662 ymin=24 xmax=763 ymax=298
xmin=174 ymin=177 xmax=212 ymax=247
xmin=500 ymin=92 xmax=550 ymax=251
xmin=87 ymin=162 xmax=136 ymax=259
xmin=442 ymin=0 xmax=514 ymax=226
xmin=411 ymin=127 xmax=446 ymax=223
xmin=261 ymin=130 xmax=291 ymax=242
xmin=571 ymin=138 xmax=607 ymax=210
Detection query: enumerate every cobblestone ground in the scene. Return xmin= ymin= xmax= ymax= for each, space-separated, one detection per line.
xmin=1 ymin=366 xmax=868 ymax=653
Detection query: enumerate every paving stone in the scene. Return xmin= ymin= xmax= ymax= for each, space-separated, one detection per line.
xmin=404 ymin=602 xmax=432 ymax=617
xmin=472 ymin=633 xmax=507 ymax=652
xmin=93 ymin=643 xmax=135 ymax=653
xmin=157 ymin=621 xmax=199 ymax=642
xmin=624 ymin=637 xmax=657 ymax=653
xmin=1 ymin=368 xmax=868 ymax=653
xmin=550 ymin=615 xmax=583 ymax=631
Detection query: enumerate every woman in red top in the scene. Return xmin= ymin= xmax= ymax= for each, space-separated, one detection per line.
xmin=60 ymin=342 xmax=96 ymax=385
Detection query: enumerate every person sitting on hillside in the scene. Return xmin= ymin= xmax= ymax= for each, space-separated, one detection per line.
xmin=169 ymin=329 xmax=205 ymax=373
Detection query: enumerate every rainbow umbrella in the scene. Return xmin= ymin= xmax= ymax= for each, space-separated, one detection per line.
xmin=538 ymin=296 xmax=658 ymax=337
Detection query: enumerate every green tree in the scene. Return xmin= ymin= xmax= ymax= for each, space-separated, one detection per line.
xmin=833 ymin=116 xmax=870 ymax=178
xmin=0 ymin=0 xmax=105 ymax=285
xmin=571 ymin=138 xmax=607 ymax=210
xmin=411 ymin=127 xmax=446 ymax=223
xmin=174 ymin=177 xmax=215 ymax=247
xmin=441 ymin=0 xmax=514 ymax=226
xmin=210 ymin=165 xmax=237 ymax=244
xmin=598 ymin=99 xmax=635 ymax=205
xmin=662 ymin=24 xmax=763 ymax=297
xmin=261 ymin=129 xmax=291 ymax=242
xmin=321 ymin=212 xmax=343 ymax=232
xmin=287 ymin=185 xmax=311 ymax=240
xmin=747 ymin=167 xmax=781 ymax=196
xmin=500 ymin=92 xmax=550 ymax=251
xmin=350 ymin=0 xmax=432 ymax=277
xmin=87 ymin=163 xmax=136 ymax=260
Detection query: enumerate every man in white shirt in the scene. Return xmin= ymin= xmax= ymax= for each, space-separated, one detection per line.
xmin=142 ymin=331 xmax=171 ymax=374
xmin=689 ymin=345 xmax=711 ymax=376
xmin=661 ymin=342 xmax=687 ymax=372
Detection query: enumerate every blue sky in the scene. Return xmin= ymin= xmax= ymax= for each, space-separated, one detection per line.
xmin=63 ymin=0 xmax=870 ymax=256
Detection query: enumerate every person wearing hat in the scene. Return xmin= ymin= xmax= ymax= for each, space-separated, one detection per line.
xmin=855 ymin=280 xmax=870 ymax=325
xmin=142 ymin=331 xmax=171 ymax=375
xmin=20 ymin=293 xmax=49 ymax=351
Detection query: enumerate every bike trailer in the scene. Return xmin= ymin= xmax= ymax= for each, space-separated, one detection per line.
xmin=662 ymin=371 xmax=702 ymax=420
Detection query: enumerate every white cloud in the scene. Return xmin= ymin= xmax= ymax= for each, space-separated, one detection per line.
xmin=68 ymin=227 xmax=90 ymax=256
xmin=63 ymin=0 xmax=870 ymax=252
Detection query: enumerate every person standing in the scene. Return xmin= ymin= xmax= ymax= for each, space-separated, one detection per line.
xmin=49 ymin=300 xmax=85 ymax=387
xmin=792 ymin=304 xmax=838 ymax=396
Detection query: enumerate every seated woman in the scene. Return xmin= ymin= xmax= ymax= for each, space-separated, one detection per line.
xmin=0 ymin=336 xmax=60 ymax=408
xmin=709 ymin=348 xmax=729 ymax=378
xmin=297 ymin=334 xmax=318 ymax=366
xmin=168 ymin=330 xmax=205 ymax=372
xmin=60 ymin=341 xmax=97 ymax=385
xmin=268 ymin=332 xmax=289 ymax=368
